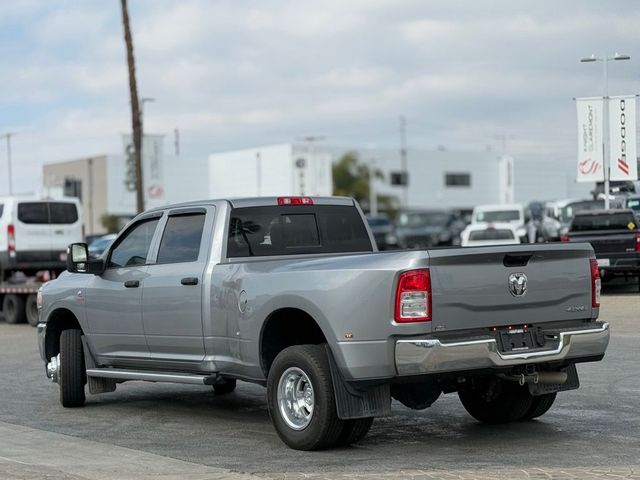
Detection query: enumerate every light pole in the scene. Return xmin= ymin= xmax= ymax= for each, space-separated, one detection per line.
xmin=368 ymin=159 xmax=378 ymax=217
xmin=1 ymin=133 xmax=13 ymax=195
xmin=580 ymin=53 xmax=631 ymax=209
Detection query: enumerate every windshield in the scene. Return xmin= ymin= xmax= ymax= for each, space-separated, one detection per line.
xmin=559 ymin=200 xmax=605 ymax=223
xmin=397 ymin=212 xmax=450 ymax=228
xmin=626 ymin=198 xmax=640 ymax=212
xmin=468 ymin=229 xmax=515 ymax=241
xmin=570 ymin=212 xmax=637 ymax=232
xmin=475 ymin=210 xmax=520 ymax=223
xmin=367 ymin=217 xmax=390 ymax=227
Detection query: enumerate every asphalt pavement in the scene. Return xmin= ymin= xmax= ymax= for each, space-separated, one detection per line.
xmin=0 ymin=280 xmax=638 ymax=480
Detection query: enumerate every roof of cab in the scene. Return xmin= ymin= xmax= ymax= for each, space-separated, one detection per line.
xmin=142 ymin=196 xmax=356 ymax=214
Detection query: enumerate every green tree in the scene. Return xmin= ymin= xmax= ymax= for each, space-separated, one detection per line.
xmin=100 ymin=214 xmax=121 ymax=234
xmin=332 ymin=151 xmax=399 ymax=216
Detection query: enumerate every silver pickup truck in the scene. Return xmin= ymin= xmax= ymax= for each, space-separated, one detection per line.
xmin=37 ymin=196 xmax=610 ymax=450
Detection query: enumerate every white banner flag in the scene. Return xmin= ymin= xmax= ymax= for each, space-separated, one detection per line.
xmin=122 ymin=134 xmax=166 ymax=208
xmin=576 ymin=97 xmax=604 ymax=182
xmin=609 ymin=95 xmax=638 ymax=181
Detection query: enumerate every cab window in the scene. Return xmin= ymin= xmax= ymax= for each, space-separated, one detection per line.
xmin=109 ymin=219 xmax=160 ymax=268
xmin=156 ymin=213 xmax=206 ymax=264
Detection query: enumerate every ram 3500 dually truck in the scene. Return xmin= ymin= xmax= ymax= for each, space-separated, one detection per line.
xmin=37 ymin=196 xmax=610 ymax=450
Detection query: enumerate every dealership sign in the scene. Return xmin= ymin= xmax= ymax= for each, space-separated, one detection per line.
xmin=576 ymin=97 xmax=604 ymax=183
xmin=609 ymin=95 xmax=638 ymax=181
xmin=576 ymin=95 xmax=638 ymax=183
xmin=122 ymin=134 xmax=166 ymax=208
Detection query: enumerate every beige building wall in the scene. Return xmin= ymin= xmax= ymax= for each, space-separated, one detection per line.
xmin=42 ymin=156 xmax=108 ymax=235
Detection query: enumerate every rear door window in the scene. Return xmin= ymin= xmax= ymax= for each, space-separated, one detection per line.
xmin=16 ymin=202 xmax=78 ymax=224
xmin=469 ymin=229 xmax=514 ymax=241
xmin=49 ymin=202 xmax=78 ymax=224
xmin=227 ymin=205 xmax=372 ymax=257
xmin=156 ymin=213 xmax=206 ymax=264
xmin=17 ymin=202 xmax=49 ymax=224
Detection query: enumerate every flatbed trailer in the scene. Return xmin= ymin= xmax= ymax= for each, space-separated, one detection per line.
xmin=1 ymin=279 xmax=45 ymax=327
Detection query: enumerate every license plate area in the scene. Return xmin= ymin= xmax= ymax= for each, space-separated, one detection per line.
xmin=499 ymin=327 xmax=536 ymax=353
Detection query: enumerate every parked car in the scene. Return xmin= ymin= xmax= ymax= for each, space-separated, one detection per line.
xmin=562 ymin=209 xmax=640 ymax=287
xmin=38 ymin=196 xmax=609 ymax=450
xmin=88 ymin=234 xmax=117 ymax=258
xmin=552 ymin=199 xmax=605 ymax=235
xmin=394 ymin=210 xmax=465 ymax=248
xmin=366 ymin=215 xmax=397 ymax=250
xmin=471 ymin=203 xmax=526 ymax=240
xmin=460 ymin=223 xmax=520 ymax=247
xmin=624 ymin=195 xmax=640 ymax=216
xmin=0 ymin=196 xmax=83 ymax=282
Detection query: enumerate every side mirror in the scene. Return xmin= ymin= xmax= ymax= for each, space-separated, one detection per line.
xmin=66 ymin=243 xmax=89 ymax=273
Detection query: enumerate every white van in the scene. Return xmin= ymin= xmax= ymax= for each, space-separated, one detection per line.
xmin=0 ymin=196 xmax=83 ymax=280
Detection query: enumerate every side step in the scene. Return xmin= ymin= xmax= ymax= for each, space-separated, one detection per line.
xmin=86 ymin=368 xmax=220 ymax=385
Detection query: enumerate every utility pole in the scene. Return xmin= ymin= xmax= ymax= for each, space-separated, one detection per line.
xmin=297 ymin=136 xmax=325 ymax=195
xmin=399 ymin=116 xmax=408 ymax=207
xmin=368 ymin=159 xmax=378 ymax=217
xmin=1 ymin=133 xmax=13 ymax=195
xmin=120 ymin=0 xmax=144 ymax=213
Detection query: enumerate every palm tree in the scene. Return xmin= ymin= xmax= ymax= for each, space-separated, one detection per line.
xmin=120 ymin=0 xmax=144 ymax=213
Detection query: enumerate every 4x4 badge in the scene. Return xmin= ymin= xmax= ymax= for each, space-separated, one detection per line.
xmin=508 ymin=273 xmax=527 ymax=297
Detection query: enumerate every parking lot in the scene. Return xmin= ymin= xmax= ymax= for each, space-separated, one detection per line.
xmin=0 ymin=281 xmax=638 ymax=480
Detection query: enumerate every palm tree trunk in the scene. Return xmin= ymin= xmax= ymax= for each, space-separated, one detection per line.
xmin=120 ymin=0 xmax=144 ymax=213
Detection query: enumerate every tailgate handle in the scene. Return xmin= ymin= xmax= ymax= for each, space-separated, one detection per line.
xmin=503 ymin=253 xmax=533 ymax=267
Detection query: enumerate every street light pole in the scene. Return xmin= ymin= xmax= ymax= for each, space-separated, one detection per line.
xmin=1 ymin=133 xmax=13 ymax=195
xmin=580 ymin=53 xmax=631 ymax=209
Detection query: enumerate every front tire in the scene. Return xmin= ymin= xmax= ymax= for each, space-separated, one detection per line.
xmin=458 ymin=377 xmax=533 ymax=424
xmin=59 ymin=329 xmax=86 ymax=408
xmin=213 ymin=378 xmax=237 ymax=395
xmin=267 ymin=345 xmax=343 ymax=451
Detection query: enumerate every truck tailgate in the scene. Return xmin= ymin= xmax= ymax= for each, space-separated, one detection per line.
xmin=428 ymin=244 xmax=594 ymax=332
xmin=568 ymin=231 xmax=637 ymax=256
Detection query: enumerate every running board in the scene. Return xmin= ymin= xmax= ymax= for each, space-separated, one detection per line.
xmin=85 ymin=368 xmax=220 ymax=385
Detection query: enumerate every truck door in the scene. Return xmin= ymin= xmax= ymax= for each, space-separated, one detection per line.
xmin=141 ymin=208 xmax=210 ymax=363
xmin=83 ymin=216 xmax=161 ymax=360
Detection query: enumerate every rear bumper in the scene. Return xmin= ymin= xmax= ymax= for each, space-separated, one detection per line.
xmin=597 ymin=253 xmax=640 ymax=275
xmin=395 ymin=321 xmax=609 ymax=376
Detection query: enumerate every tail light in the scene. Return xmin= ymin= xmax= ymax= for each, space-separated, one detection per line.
xmin=277 ymin=197 xmax=313 ymax=206
xmin=395 ymin=269 xmax=432 ymax=322
xmin=589 ymin=258 xmax=601 ymax=308
xmin=635 ymin=232 xmax=640 ymax=252
xmin=561 ymin=234 xmax=569 ymax=243
xmin=7 ymin=224 xmax=16 ymax=258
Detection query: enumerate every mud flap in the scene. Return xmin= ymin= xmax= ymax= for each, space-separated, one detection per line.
xmin=81 ymin=337 xmax=116 ymax=395
xmin=528 ymin=364 xmax=580 ymax=396
xmin=325 ymin=345 xmax=392 ymax=420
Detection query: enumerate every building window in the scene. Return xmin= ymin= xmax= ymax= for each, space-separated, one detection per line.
xmin=445 ymin=172 xmax=471 ymax=187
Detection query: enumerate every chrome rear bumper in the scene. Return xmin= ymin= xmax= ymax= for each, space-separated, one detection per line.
xmin=395 ymin=322 xmax=610 ymax=376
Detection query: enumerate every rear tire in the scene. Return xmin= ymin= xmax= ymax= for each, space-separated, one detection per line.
xmin=458 ymin=377 xmax=533 ymax=424
xmin=2 ymin=294 xmax=26 ymax=324
xmin=59 ymin=329 xmax=86 ymax=408
xmin=213 ymin=378 xmax=237 ymax=395
xmin=521 ymin=392 xmax=557 ymax=420
xmin=25 ymin=294 xmax=39 ymax=327
xmin=335 ymin=417 xmax=374 ymax=446
xmin=267 ymin=344 xmax=344 ymax=451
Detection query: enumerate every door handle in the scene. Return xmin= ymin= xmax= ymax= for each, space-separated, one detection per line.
xmin=181 ymin=277 xmax=199 ymax=286
xmin=124 ymin=280 xmax=140 ymax=288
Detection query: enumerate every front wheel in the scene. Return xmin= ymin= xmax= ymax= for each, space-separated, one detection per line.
xmin=267 ymin=345 xmax=344 ymax=451
xmin=59 ymin=329 xmax=86 ymax=408
xmin=458 ymin=377 xmax=533 ymax=424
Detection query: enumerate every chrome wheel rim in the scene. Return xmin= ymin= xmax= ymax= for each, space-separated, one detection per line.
xmin=277 ymin=367 xmax=314 ymax=430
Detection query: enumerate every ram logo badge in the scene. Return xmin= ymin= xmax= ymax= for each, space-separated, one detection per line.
xmin=508 ymin=273 xmax=528 ymax=297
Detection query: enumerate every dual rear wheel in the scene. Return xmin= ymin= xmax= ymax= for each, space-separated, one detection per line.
xmin=266 ymin=344 xmax=373 ymax=451
xmin=458 ymin=376 xmax=557 ymax=424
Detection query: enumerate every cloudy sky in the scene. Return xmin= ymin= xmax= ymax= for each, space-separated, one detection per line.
xmin=1 ymin=0 xmax=639 ymax=194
